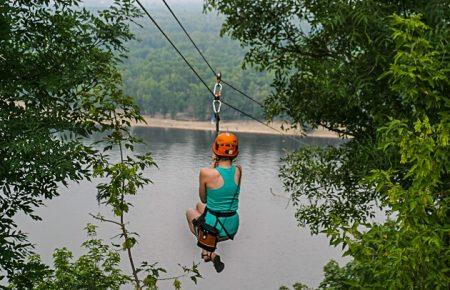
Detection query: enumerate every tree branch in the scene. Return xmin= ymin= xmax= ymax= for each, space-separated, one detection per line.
xmin=89 ymin=213 xmax=122 ymax=226
xmin=319 ymin=122 xmax=354 ymax=137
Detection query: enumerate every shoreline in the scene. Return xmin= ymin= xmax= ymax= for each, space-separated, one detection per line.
xmin=132 ymin=116 xmax=341 ymax=139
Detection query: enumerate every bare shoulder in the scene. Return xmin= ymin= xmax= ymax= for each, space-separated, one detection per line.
xmin=200 ymin=167 xmax=219 ymax=178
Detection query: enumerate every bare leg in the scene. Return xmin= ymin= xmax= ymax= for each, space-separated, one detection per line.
xmin=188 ymin=202 xmax=223 ymax=271
xmin=186 ymin=208 xmax=201 ymax=235
xmin=196 ymin=202 xmax=206 ymax=214
xmin=185 ymin=202 xmax=206 ymax=235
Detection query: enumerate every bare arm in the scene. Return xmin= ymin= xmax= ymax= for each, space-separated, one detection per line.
xmin=236 ymin=165 xmax=242 ymax=185
xmin=199 ymin=160 xmax=218 ymax=203
xmin=198 ymin=169 xmax=207 ymax=203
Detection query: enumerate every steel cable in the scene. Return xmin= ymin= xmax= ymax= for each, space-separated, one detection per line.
xmin=135 ymin=0 xmax=306 ymax=145
xmin=160 ymin=0 xmax=265 ymax=107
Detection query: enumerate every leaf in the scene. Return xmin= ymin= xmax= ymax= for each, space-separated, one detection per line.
xmin=173 ymin=278 xmax=181 ymax=290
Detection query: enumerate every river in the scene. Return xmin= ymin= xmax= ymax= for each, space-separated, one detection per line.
xmin=17 ymin=127 xmax=344 ymax=289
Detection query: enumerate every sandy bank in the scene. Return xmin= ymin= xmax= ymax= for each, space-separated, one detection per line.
xmin=132 ymin=116 xmax=341 ymax=139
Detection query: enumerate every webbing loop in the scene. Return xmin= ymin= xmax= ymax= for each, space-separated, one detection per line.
xmin=214 ymin=112 xmax=220 ymax=136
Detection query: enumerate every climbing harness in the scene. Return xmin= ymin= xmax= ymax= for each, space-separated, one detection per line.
xmin=196 ymin=165 xmax=242 ymax=252
xmin=212 ymin=72 xmax=222 ymax=136
xmin=196 ymin=208 xmax=236 ymax=252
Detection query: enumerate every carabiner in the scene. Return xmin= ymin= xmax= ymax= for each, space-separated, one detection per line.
xmin=213 ymin=99 xmax=222 ymax=114
xmin=213 ymin=82 xmax=222 ymax=99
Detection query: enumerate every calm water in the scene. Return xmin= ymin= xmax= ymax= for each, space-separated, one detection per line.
xmin=18 ymin=127 xmax=344 ymax=289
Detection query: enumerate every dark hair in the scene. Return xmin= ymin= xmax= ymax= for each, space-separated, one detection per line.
xmin=214 ymin=155 xmax=236 ymax=162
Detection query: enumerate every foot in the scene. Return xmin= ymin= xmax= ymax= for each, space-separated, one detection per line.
xmin=201 ymin=251 xmax=212 ymax=262
xmin=212 ymin=255 xmax=225 ymax=273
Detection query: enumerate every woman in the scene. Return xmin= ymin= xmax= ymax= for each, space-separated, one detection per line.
xmin=186 ymin=132 xmax=242 ymax=273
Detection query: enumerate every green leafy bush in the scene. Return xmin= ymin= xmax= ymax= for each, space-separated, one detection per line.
xmin=8 ymin=224 xmax=130 ymax=290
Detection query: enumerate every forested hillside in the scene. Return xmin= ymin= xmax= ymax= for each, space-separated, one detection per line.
xmin=121 ymin=5 xmax=272 ymax=120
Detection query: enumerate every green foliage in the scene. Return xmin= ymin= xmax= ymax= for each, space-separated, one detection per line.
xmin=138 ymin=261 xmax=201 ymax=290
xmin=337 ymin=14 xmax=448 ymax=289
xmin=120 ymin=5 xmax=272 ymax=120
xmin=206 ymin=1 xmax=449 ymax=289
xmin=0 ymin=0 xmax=143 ymax=285
xmin=317 ymin=260 xmax=360 ymax=290
xmin=280 ymin=282 xmax=312 ymax=290
xmin=204 ymin=0 xmax=414 ymax=233
xmin=1 ymin=1 xmax=201 ymax=288
xmin=173 ymin=278 xmax=181 ymax=290
xmin=320 ymin=14 xmax=449 ymax=290
xmin=90 ymin=104 xmax=201 ymax=289
xmin=93 ymin=137 xmax=156 ymax=217
xmin=8 ymin=224 xmax=131 ymax=290
xmin=280 ymin=142 xmax=382 ymax=235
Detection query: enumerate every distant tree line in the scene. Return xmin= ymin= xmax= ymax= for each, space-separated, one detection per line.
xmin=120 ymin=7 xmax=273 ymax=120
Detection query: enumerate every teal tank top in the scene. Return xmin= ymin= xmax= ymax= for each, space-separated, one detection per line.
xmin=206 ymin=165 xmax=240 ymax=211
xmin=204 ymin=165 xmax=240 ymax=238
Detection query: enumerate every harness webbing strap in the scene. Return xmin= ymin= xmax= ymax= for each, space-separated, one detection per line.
xmin=207 ymin=207 xmax=236 ymax=240
xmin=215 ymin=113 xmax=220 ymax=136
xmin=214 ymin=218 xmax=234 ymax=240
xmin=206 ymin=207 xmax=236 ymax=217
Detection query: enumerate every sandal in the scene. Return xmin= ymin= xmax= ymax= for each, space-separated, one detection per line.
xmin=201 ymin=252 xmax=212 ymax=262
xmin=212 ymin=255 xmax=225 ymax=273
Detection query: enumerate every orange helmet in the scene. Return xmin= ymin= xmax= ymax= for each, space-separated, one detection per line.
xmin=212 ymin=132 xmax=239 ymax=158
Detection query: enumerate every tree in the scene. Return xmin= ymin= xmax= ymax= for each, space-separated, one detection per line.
xmin=11 ymin=224 xmax=131 ymax=290
xmin=318 ymin=14 xmax=449 ymax=289
xmin=205 ymin=0 xmax=449 ymax=288
xmin=1 ymin=2 xmax=202 ymax=288
xmin=0 ymin=0 xmax=142 ymax=285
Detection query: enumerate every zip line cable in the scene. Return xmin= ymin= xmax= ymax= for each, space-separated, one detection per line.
xmin=134 ymin=0 xmax=211 ymax=101
xmin=134 ymin=0 xmax=306 ymax=145
xmin=220 ymin=79 xmax=264 ymax=107
xmin=160 ymin=0 xmax=215 ymax=76
xmin=160 ymin=0 xmax=264 ymax=107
